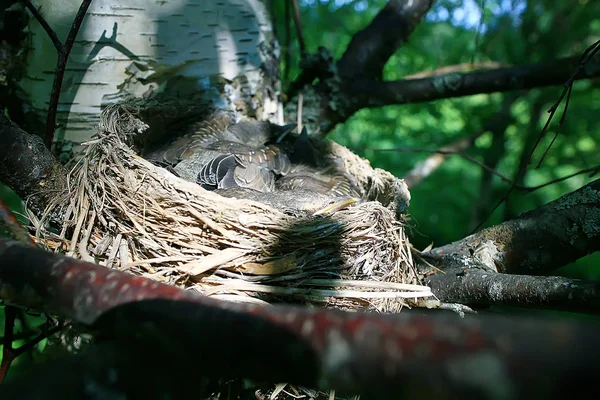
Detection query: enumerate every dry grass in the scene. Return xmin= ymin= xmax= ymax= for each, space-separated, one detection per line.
xmin=33 ymin=103 xmax=432 ymax=313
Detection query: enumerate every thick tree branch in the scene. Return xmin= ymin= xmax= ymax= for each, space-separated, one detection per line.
xmin=424 ymin=178 xmax=600 ymax=275
xmin=427 ymin=269 xmax=600 ymax=313
xmin=337 ymin=0 xmax=434 ymax=80
xmin=0 ymin=114 xmax=67 ymax=218
xmin=403 ymin=61 xmax=506 ymax=79
xmin=346 ymin=54 xmax=600 ymax=110
xmin=318 ymin=54 xmax=600 ymax=133
xmin=1 ymin=239 xmax=600 ymax=398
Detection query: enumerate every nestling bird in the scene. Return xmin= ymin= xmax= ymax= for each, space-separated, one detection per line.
xmin=144 ymin=115 xmax=296 ymax=192
xmin=143 ymin=114 xmax=361 ymax=202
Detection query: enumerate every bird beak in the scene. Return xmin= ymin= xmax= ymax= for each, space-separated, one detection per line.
xmin=279 ymin=123 xmax=297 ymax=135
xmin=275 ymin=123 xmax=297 ymax=143
xmin=313 ymin=198 xmax=358 ymax=216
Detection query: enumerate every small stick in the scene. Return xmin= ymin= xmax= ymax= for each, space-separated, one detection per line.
xmin=291 ymin=0 xmax=306 ymax=57
xmin=22 ymin=0 xmax=93 ymax=149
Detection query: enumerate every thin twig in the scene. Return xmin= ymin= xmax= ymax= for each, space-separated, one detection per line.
xmin=297 ymin=93 xmax=303 ymax=132
xmin=470 ymin=0 xmax=486 ymax=65
xmin=21 ymin=1 xmax=62 ymax=52
xmin=283 ymin=0 xmax=292 ymax=84
xmin=533 ymin=39 xmax=600 ymax=168
xmin=361 ymin=145 xmax=516 ymax=186
xmin=10 ymin=321 xmax=66 ymax=357
xmin=0 ymin=315 xmax=65 ymax=383
xmin=470 ymin=39 xmax=600 ymax=232
xmin=523 ymin=165 xmax=600 ymax=192
xmin=362 ymin=146 xmax=599 ymax=194
xmin=0 ymin=325 xmax=51 ymax=346
xmin=291 ymin=0 xmax=306 ymax=57
xmin=401 ymin=131 xmax=484 ymax=187
xmin=0 ymin=306 xmax=16 ymax=382
xmin=23 ymin=0 xmax=93 ymax=149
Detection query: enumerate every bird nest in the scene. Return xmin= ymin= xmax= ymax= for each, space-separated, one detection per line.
xmin=36 ymin=103 xmax=432 ymax=312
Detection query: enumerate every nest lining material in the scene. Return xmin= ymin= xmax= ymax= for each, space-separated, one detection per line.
xmin=37 ymin=103 xmax=432 ymax=312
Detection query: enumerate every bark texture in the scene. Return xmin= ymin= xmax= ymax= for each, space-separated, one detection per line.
xmin=1 ymin=239 xmax=600 ymax=399
xmin=424 ymin=178 xmax=600 ymax=275
xmin=21 ymin=0 xmax=281 ymax=152
xmin=0 ymin=114 xmax=66 ymax=218
xmin=427 ymin=269 xmax=600 ymax=313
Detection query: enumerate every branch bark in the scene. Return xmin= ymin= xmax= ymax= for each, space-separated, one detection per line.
xmin=345 ymin=54 xmax=600 ymax=110
xmin=1 ymin=239 xmax=600 ymax=399
xmin=337 ymin=0 xmax=434 ymax=80
xmin=427 ymin=269 xmax=600 ymax=313
xmin=0 ymin=114 xmax=67 ymax=218
xmin=423 ymin=178 xmax=600 ymax=275
xmin=318 ymin=54 xmax=600 ymax=133
xmin=302 ymin=0 xmax=434 ymax=133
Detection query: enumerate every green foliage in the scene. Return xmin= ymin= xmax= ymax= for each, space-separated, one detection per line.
xmin=0 ymin=306 xmax=49 ymax=382
xmin=0 ymin=185 xmax=25 ymax=239
xmin=276 ymin=0 xmax=600 ymax=278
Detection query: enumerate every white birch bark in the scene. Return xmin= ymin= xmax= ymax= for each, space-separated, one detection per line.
xmin=19 ymin=0 xmax=281 ymax=153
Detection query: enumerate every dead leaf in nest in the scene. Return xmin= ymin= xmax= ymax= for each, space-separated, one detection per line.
xmin=233 ymin=254 xmax=297 ymax=275
xmin=177 ymin=247 xmax=248 ymax=276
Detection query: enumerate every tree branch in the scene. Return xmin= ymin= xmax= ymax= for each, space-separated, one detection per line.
xmin=21 ymin=1 xmax=62 ymax=52
xmin=337 ymin=0 xmax=434 ymax=80
xmin=23 ymin=0 xmax=93 ymax=148
xmin=1 ymin=239 xmax=600 ymax=398
xmin=423 ymin=178 xmax=600 ymax=275
xmin=427 ymin=269 xmax=600 ymax=313
xmin=0 ymin=114 xmax=67 ymax=218
xmin=346 ymin=54 xmax=600 ymax=110
xmin=291 ymin=0 xmax=306 ymax=58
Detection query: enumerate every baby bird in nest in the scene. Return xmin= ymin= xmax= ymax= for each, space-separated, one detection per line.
xmin=143 ymin=114 xmax=361 ymax=208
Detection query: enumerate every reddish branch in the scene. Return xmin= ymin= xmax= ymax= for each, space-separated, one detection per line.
xmin=423 ymin=178 xmax=600 ymax=277
xmin=1 ymin=240 xmax=600 ymax=398
xmin=22 ymin=0 xmax=93 ymax=148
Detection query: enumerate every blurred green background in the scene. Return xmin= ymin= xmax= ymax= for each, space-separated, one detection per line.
xmin=273 ymin=0 xmax=600 ymax=279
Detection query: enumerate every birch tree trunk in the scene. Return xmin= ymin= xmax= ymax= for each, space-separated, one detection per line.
xmin=20 ymin=0 xmax=281 ymax=155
